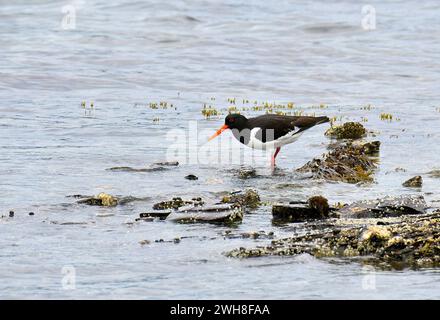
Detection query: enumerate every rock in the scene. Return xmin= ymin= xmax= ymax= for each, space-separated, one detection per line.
xmin=166 ymin=204 xmax=243 ymax=224
xmin=272 ymin=196 xmax=331 ymax=222
xmin=427 ymin=170 xmax=440 ymax=178
xmin=222 ymin=230 xmax=275 ymax=240
xmin=138 ymin=210 xmax=172 ymax=220
xmin=338 ymin=194 xmax=427 ymax=218
xmin=361 ymin=226 xmax=392 ymax=243
xmin=403 ymin=176 xmax=423 ymax=188
xmin=9 ymin=211 xmax=14 ymax=218
xmin=325 ymin=122 xmax=366 ymax=139
xmin=153 ymin=197 xmax=203 ymax=210
xmin=29 ymin=212 xmax=34 ymax=216
xmin=77 ymin=193 xmax=118 ymax=206
xmin=308 ymin=196 xmax=330 ymax=216
xmin=221 ymin=189 xmax=260 ymax=209
xmin=297 ymin=141 xmax=379 ymax=183
xmin=237 ymin=167 xmax=257 ymax=179
xmin=360 ymin=141 xmax=380 ymax=155
xmin=139 ymin=240 xmax=151 ymax=245
xmin=185 ymin=174 xmax=198 ymax=180
xmin=225 ymin=211 xmax=440 ymax=269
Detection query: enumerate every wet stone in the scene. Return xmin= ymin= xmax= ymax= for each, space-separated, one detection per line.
xmin=221 ymin=189 xmax=260 ymax=209
xmin=185 ymin=174 xmax=198 ymax=180
xmin=225 ymin=212 xmax=440 ymax=269
xmin=77 ymin=193 xmax=118 ymax=207
xmin=402 ymin=176 xmax=423 ymax=188
xmin=9 ymin=211 xmax=14 ymax=218
xmin=222 ymin=230 xmax=275 ymax=240
xmin=297 ymin=141 xmax=379 ymax=183
xmin=138 ymin=210 xmax=172 ymax=220
xmin=153 ymin=197 xmax=203 ymax=210
xmin=360 ymin=141 xmax=381 ymax=155
xmin=427 ymin=170 xmax=440 ymax=178
xmin=237 ymin=167 xmax=257 ymax=179
xmin=337 ymin=194 xmax=427 ymax=218
xmin=273 ymin=196 xmax=331 ymax=223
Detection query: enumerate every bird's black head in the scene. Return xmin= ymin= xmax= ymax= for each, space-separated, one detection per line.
xmin=208 ymin=113 xmax=248 ymax=142
xmin=225 ymin=113 xmax=248 ymax=130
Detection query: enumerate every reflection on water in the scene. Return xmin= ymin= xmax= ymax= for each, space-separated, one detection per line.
xmin=1 ymin=0 xmax=440 ymax=299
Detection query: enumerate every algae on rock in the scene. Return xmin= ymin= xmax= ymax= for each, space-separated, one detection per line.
xmin=325 ymin=122 xmax=366 ymax=139
xmin=297 ymin=141 xmax=379 ymax=183
xmin=226 ymin=212 xmax=440 ymax=269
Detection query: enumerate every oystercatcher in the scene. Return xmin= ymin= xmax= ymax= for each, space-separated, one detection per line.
xmin=208 ymin=113 xmax=330 ymax=166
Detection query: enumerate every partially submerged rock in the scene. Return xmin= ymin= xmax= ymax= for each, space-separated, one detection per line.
xmin=403 ymin=176 xmax=423 ymax=188
xmin=222 ymin=230 xmax=275 ymax=240
xmin=107 ymin=161 xmax=178 ymax=173
xmin=297 ymin=141 xmax=379 ymax=183
xmin=76 ymin=194 xmax=148 ymax=207
xmin=308 ymin=196 xmax=330 ymax=216
xmin=185 ymin=174 xmax=198 ymax=180
xmin=237 ymin=167 xmax=257 ymax=179
xmin=221 ymin=189 xmax=260 ymax=209
xmin=153 ymin=197 xmax=204 ymax=210
xmin=272 ymin=196 xmax=331 ymax=222
xmin=338 ymin=195 xmax=427 ymax=218
xmin=325 ymin=122 xmax=366 ymax=139
xmin=77 ymin=193 xmax=118 ymax=206
xmin=226 ymin=212 xmax=440 ymax=269
xmin=359 ymin=141 xmax=380 ymax=155
xmin=136 ymin=210 xmax=172 ymax=221
xmin=167 ymin=204 xmax=243 ymax=224
xmin=427 ymin=170 xmax=440 ymax=178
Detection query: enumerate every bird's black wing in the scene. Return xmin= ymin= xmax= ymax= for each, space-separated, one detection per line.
xmin=248 ymin=115 xmax=329 ymax=143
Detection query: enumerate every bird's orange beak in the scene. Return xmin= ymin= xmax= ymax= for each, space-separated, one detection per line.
xmin=208 ymin=124 xmax=229 ymax=141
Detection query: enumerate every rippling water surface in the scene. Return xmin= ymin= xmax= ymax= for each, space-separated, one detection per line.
xmin=1 ymin=0 xmax=440 ymax=299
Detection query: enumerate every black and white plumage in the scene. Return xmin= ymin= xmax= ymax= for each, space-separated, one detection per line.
xmin=209 ymin=113 xmax=329 ymax=166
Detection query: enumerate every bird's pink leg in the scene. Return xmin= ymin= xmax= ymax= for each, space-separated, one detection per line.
xmin=271 ymin=147 xmax=281 ymax=167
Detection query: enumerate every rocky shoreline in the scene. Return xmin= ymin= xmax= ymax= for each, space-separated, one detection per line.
xmin=5 ymin=121 xmax=438 ymax=270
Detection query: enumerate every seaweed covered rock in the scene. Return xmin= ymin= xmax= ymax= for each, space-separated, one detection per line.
xmin=153 ymin=197 xmax=203 ymax=210
xmin=360 ymin=141 xmax=380 ymax=155
xmin=77 ymin=193 xmax=118 ymax=206
xmin=237 ymin=167 xmax=257 ymax=179
xmin=297 ymin=141 xmax=379 ymax=183
xmin=272 ymin=196 xmax=331 ymax=222
xmin=226 ymin=212 xmax=440 ymax=269
xmin=403 ymin=176 xmax=423 ymax=188
xmin=337 ymin=194 xmax=427 ymax=218
xmin=308 ymin=196 xmax=330 ymax=216
xmin=221 ymin=189 xmax=260 ymax=209
xmin=325 ymin=122 xmax=366 ymax=139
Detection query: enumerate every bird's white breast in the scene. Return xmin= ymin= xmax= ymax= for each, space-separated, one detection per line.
xmin=246 ymin=127 xmax=303 ymax=150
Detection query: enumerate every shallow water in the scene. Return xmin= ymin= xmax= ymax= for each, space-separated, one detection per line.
xmin=1 ymin=0 xmax=440 ymax=299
